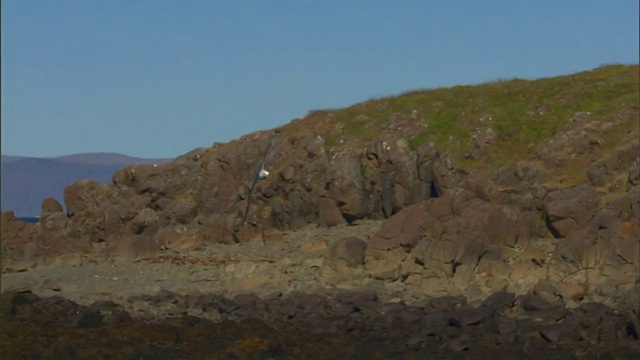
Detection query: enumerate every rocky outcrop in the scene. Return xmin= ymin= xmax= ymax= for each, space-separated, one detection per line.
xmin=3 ymin=110 xmax=639 ymax=302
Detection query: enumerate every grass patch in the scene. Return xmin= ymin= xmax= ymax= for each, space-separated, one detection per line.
xmin=323 ymin=64 xmax=638 ymax=174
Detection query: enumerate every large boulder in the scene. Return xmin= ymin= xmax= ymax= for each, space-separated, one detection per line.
xmin=544 ymin=184 xmax=600 ymax=238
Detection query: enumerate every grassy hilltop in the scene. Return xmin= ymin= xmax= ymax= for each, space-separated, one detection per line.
xmin=300 ymin=64 xmax=638 ymax=182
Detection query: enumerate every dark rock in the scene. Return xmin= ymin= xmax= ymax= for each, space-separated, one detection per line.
xmin=522 ymin=293 xmax=552 ymax=312
xmin=428 ymin=296 xmax=467 ymax=312
xmin=448 ymin=306 xmax=494 ymax=327
xmin=421 ymin=312 xmax=450 ymax=336
xmin=217 ymin=298 xmax=240 ymax=315
xmin=76 ymin=307 xmax=103 ymax=328
xmin=330 ymin=301 xmax=359 ymax=318
xmin=267 ymin=297 xmax=298 ymax=320
xmin=545 ymin=306 xmax=570 ymax=322
xmin=539 ymin=322 xmax=580 ymax=342
xmin=587 ymin=163 xmax=612 ymax=186
xmin=482 ymin=291 xmax=515 ymax=310
xmin=292 ymin=293 xmax=324 ymax=312
xmin=396 ymin=307 xmax=425 ymax=324
xmin=232 ymin=293 xmax=261 ymax=308
xmin=90 ymin=300 xmax=132 ymax=325
xmin=497 ymin=317 xmax=518 ymax=334
xmin=337 ymin=290 xmax=378 ymax=305
xmin=628 ymin=159 xmax=640 ymax=190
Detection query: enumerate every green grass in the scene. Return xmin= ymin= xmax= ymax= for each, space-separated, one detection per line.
xmin=319 ymin=64 xmax=639 ymax=175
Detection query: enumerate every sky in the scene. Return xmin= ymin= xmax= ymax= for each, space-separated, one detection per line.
xmin=2 ymin=1 xmax=639 ymax=159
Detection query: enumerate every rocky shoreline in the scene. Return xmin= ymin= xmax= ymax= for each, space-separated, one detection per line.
xmin=2 ymin=287 xmax=638 ymax=359
xmin=2 ymin=221 xmax=639 ymax=358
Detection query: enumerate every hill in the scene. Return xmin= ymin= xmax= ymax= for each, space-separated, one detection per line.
xmin=1 ymin=64 xmax=639 ymax=357
xmin=1 ymin=153 xmax=171 ymax=216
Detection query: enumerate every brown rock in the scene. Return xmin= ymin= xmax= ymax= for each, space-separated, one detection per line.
xmin=554 ymin=282 xmax=586 ymax=301
xmin=318 ymin=197 xmax=346 ymax=227
xmin=104 ymin=233 xmax=161 ymax=259
xmin=128 ymin=208 xmax=159 ymax=235
xmin=327 ymin=236 xmax=367 ymax=267
xmin=63 ymin=179 xmax=108 ymax=218
xmin=164 ymin=233 xmax=204 ymax=251
xmin=41 ymin=197 xmax=64 ymax=218
xmin=544 ymin=184 xmax=600 ymax=238
xmin=549 ymin=218 xmax=578 ymax=238
xmin=368 ymin=201 xmax=428 ymax=251
xmin=162 ymin=201 xmax=197 ymax=224
xmin=41 ymin=211 xmax=68 ymax=231
xmin=326 ymin=153 xmax=365 ymax=220
xmin=262 ymin=228 xmax=283 ymax=244
xmin=301 ymin=238 xmax=328 ymax=252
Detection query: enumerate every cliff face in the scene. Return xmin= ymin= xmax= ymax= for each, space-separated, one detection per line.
xmin=2 ymin=64 xmax=638 ymax=296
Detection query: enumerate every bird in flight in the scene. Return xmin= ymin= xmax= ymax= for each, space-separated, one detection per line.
xmin=241 ymin=133 xmax=279 ymax=225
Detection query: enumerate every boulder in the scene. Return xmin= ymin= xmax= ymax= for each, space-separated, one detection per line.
xmin=327 ymin=237 xmax=367 ymax=267
xmin=318 ymin=197 xmax=346 ymax=227
xmin=41 ymin=197 xmax=64 ymax=218
xmin=544 ymin=184 xmax=600 ymax=238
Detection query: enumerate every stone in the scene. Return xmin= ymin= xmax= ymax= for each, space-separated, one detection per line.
xmin=482 ymin=291 xmax=515 ymax=311
xmin=301 ymin=238 xmax=328 ymax=252
xmin=540 ymin=322 xmax=579 ymax=342
xmin=521 ymin=293 xmax=552 ymax=312
xmin=318 ymin=197 xmax=346 ymax=227
xmin=448 ymin=306 xmax=494 ymax=327
xmin=41 ymin=197 xmax=64 ymax=218
xmin=129 ymin=208 xmax=159 ymax=235
xmin=262 ymin=228 xmax=284 ymax=244
xmin=75 ymin=307 xmax=104 ymax=328
xmin=428 ymin=296 xmax=467 ymax=311
xmin=327 ymin=237 xmax=367 ymax=267
xmin=554 ymin=282 xmax=586 ymax=301
xmin=544 ymin=184 xmax=600 ymax=238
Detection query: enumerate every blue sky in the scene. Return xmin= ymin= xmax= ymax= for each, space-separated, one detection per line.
xmin=2 ymin=1 xmax=639 ymax=159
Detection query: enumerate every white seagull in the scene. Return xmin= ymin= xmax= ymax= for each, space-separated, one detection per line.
xmin=241 ymin=134 xmax=279 ymax=225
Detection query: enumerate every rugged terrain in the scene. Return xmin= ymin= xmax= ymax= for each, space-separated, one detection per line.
xmin=1 ymin=64 xmax=639 ymax=358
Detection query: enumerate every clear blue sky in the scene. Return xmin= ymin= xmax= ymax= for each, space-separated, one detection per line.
xmin=2 ymin=1 xmax=639 ymax=159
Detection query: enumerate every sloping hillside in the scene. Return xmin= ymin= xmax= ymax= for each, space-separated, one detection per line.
xmin=301 ymin=63 xmax=639 ymax=182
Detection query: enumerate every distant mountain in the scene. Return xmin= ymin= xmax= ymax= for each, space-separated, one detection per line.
xmin=1 ymin=153 xmax=171 ymax=217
